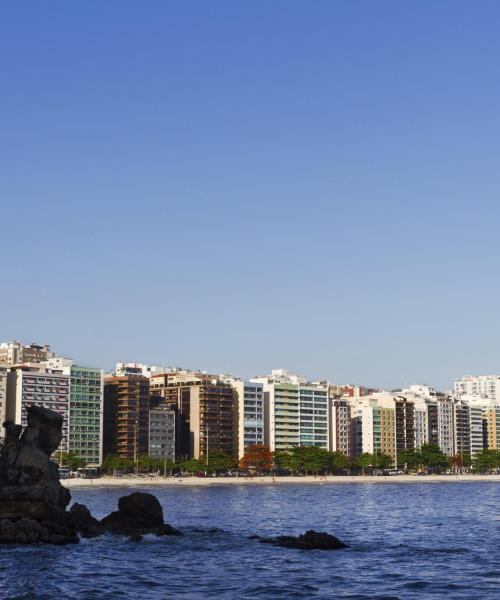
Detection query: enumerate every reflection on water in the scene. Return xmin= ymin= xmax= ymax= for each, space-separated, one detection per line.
xmin=1 ymin=483 xmax=499 ymax=599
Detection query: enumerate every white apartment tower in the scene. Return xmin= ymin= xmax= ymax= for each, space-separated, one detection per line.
xmin=231 ymin=380 xmax=265 ymax=459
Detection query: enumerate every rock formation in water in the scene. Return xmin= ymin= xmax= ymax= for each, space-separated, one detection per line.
xmin=100 ymin=491 xmax=182 ymax=540
xmin=253 ymin=530 xmax=348 ymax=550
xmin=0 ymin=405 xmax=182 ymax=545
xmin=0 ymin=405 xmax=78 ymax=544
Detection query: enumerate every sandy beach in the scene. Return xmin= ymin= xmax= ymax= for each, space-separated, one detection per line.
xmin=63 ymin=474 xmax=500 ymax=488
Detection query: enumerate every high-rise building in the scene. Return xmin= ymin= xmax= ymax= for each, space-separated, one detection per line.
xmin=329 ymin=399 xmax=351 ymax=455
xmin=299 ymin=384 xmax=329 ymax=449
xmin=454 ymin=375 xmax=500 ymax=404
xmin=103 ymin=375 xmax=150 ymax=460
xmin=149 ymin=406 xmax=175 ymax=461
xmin=6 ymin=366 xmax=70 ymax=452
xmin=454 ymin=402 xmax=484 ymax=457
xmin=65 ymin=365 xmax=103 ymax=466
xmin=483 ymin=408 xmax=500 ymax=450
xmin=252 ymin=371 xmax=328 ymax=452
xmin=351 ymin=402 xmax=395 ymax=456
xmin=231 ymin=380 xmax=264 ymax=459
xmin=436 ymin=397 xmax=455 ymax=456
xmin=152 ymin=371 xmax=235 ymax=460
xmin=0 ymin=342 xmax=55 ymax=367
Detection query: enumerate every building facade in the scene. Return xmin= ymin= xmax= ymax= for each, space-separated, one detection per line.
xmin=149 ymin=406 xmax=175 ymax=461
xmin=103 ymin=375 xmax=150 ymax=460
xmin=329 ymin=399 xmax=351 ymax=455
xmin=65 ymin=365 xmax=103 ymax=466
xmin=6 ymin=366 xmax=70 ymax=452
xmin=454 ymin=375 xmax=500 ymax=404
xmin=0 ymin=342 xmax=55 ymax=367
xmin=231 ymin=380 xmax=264 ymax=459
xmin=299 ymin=384 xmax=329 ymax=449
xmin=154 ymin=371 xmax=235 ymax=460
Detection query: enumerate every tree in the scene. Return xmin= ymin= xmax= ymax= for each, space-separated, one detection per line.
xmin=274 ymin=449 xmax=299 ymax=472
xmin=240 ymin=444 xmax=273 ymax=473
xmin=398 ymin=449 xmax=422 ymax=472
xmin=206 ymin=450 xmax=237 ymax=473
xmin=291 ymin=446 xmax=330 ymax=475
xmin=473 ymin=449 xmax=500 ymax=473
xmin=329 ymin=452 xmax=351 ymax=473
xmin=419 ymin=444 xmax=449 ymax=473
xmin=356 ymin=453 xmax=375 ymax=475
xmin=58 ymin=452 xmax=86 ymax=471
xmin=101 ymin=455 xmax=134 ymax=474
xmin=178 ymin=458 xmax=204 ymax=474
xmin=373 ymin=453 xmax=393 ymax=470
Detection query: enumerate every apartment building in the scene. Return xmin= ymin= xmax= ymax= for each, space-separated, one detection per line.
xmin=299 ymin=384 xmax=329 ymax=449
xmin=0 ymin=342 xmax=55 ymax=367
xmin=329 ymin=399 xmax=351 ymax=455
xmin=152 ymin=371 xmax=234 ymax=460
xmin=454 ymin=375 xmax=500 ymax=404
xmin=103 ymin=375 xmax=150 ymax=460
xmin=149 ymin=406 xmax=175 ymax=461
xmin=6 ymin=366 xmax=70 ymax=452
xmin=65 ymin=365 xmax=103 ymax=466
xmin=251 ymin=371 xmax=328 ymax=452
xmin=483 ymin=408 xmax=500 ymax=450
xmin=231 ymin=380 xmax=264 ymax=459
xmin=437 ymin=397 xmax=455 ymax=456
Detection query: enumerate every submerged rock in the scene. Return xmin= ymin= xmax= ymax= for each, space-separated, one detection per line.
xmin=101 ymin=492 xmax=182 ymax=537
xmin=257 ymin=530 xmax=348 ymax=550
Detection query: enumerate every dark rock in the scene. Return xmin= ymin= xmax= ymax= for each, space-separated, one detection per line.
xmin=258 ymin=530 xmax=348 ymax=550
xmin=0 ymin=406 xmax=78 ymax=545
xmin=101 ymin=492 xmax=182 ymax=537
xmin=68 ymin=503 xmax=105 ymax=538
xmin=129 ymin=534 xmax=143 ymax=542
xmin=118 ymin=492 xmax=164 ymax=527
xmin=154 ymin=523 xmax=182 ymax=537
xmin=0 ymin=406 xmax=181 ymax=545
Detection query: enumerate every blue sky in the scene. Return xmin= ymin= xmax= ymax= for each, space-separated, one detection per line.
xmin=1 ymin=1 xmax=499 ymax=389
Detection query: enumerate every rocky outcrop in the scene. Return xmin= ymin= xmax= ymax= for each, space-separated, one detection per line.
xmin=255 ymin=530 xmax=348 ymax=550
xmin=68 ymin=503 xmax=105 ymax=539
xmin=101 ymin=492 xmax=182 ymax=538
xmin=0 ymin=406 xmax=78 ymax=544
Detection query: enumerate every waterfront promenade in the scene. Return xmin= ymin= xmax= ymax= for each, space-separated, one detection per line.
xmin=63 ymin=473 xmax=500 ymax=488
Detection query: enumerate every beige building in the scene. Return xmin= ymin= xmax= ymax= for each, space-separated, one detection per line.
xmin=0 ymin=342 xmax=54 ymax=367
xmin=484 ymin=407 xmax=500 ymax=450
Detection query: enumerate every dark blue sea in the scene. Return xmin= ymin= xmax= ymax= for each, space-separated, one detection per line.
xmin=0 ymin=482 xmax=499 ymax=599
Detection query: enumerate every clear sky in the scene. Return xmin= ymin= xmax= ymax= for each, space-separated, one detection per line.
xmin=1 ymin=1 xmax=499 ymax=390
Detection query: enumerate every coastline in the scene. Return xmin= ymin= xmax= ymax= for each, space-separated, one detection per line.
xmin=63 ymin=474 xmax=500 ymax=488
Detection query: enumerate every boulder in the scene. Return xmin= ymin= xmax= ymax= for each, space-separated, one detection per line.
xmin=101 ymin=492 xmax=182 ymax=537
xmin=118 ymin=492 xmax=164 ymax=527
xmin=257 ymin=530 xmax=348 ymax=550
xmin=68 ymin=503 xmax=105 ymax=538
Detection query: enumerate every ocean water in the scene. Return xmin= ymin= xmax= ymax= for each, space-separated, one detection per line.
xmin=0 ymin=482 xmax=499 ymax=599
